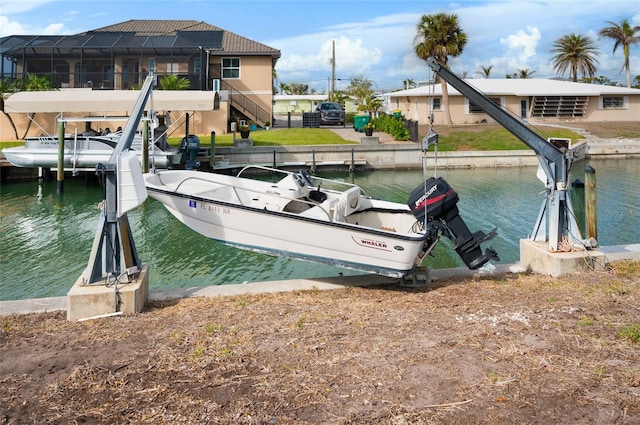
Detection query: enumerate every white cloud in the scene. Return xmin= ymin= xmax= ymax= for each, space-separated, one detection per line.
xmin=0 ymin=15 xmax=26 ymax=36
xmin=0 ymin=0 xmax=56 ymax=15
xmin=500 ymin=26 xmax=541 ymax=62
xmin=0 ymin=15 xmax=73 ymax=36
xmin=276 ymin=34 xmax=383 ymax=84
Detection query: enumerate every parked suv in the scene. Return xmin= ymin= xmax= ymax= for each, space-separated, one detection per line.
xmin=316 ymin=102 xmax=345 ymax=126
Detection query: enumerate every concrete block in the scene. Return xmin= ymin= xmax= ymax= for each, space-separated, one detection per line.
xmin=519 ymin=239 xmax=605 ymax=277
xmin=67 ymin=263 xmax=149 ymax=321
xmin=360 ymin=136 xmax=379 ymax=145
xmin=234 ymin=138 xmax=253 ymax=147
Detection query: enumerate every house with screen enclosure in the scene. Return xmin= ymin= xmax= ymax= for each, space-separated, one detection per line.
xmin=0 ymin=20 xmax=280 ymax=140
xmin=382 ymin=78 xmax=640 ymax=126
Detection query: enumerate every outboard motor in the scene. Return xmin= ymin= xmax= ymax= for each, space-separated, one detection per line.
xmin=408 ymin=177 xmax=499 ymax=270
xmin=179 ymin=134 xmax=200 ymax=170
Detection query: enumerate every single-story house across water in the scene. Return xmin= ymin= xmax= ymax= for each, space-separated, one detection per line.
xmin=382 ymin=78 xmax=640 ymax=126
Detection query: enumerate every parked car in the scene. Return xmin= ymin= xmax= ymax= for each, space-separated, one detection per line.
xmin=316 ymin=102 xmax=345 ymax=126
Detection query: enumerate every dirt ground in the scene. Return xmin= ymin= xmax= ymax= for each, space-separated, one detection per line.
xmin=1 ymin=260 xmax=639 ymax=424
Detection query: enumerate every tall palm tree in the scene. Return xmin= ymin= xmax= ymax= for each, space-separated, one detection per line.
xmin=551 ymin=33 xmax=599 ymax=82
xmin=414 ymin=12 xmax=467 ymax=125
xmin=598 ymin=19 xmax=640 ymax=88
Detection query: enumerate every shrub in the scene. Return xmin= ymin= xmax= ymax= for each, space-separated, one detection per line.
xmin=372 ymin=115 xmax=411 ymax=141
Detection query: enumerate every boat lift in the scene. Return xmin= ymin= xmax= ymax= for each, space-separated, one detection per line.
xmin=83 ymin=76 xmax=154 ymax=285
xmin=425 ymin=57 xmax=583 ymax=252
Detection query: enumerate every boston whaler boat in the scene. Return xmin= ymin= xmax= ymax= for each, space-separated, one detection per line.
xmin=144 ymin=166 xmax=499 ymax=278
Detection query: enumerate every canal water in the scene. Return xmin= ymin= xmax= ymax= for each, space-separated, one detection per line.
xmin=1 ymin=157 xmax=638 ymax=301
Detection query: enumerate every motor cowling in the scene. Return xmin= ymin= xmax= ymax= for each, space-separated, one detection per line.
xmin=408 ymin=177 xmax=499 ymax=270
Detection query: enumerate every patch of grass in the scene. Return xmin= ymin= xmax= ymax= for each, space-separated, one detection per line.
xmin=437 ymin=128 xmax=580 ymax=151
xmin=578 ymin=316 xmax=595 ymax=326
xmin=294 ymin=315 xmax=307 ymax=329
xmin=611 ymin=260 xmax=640 ymax=278
xmin=204 ymin=323 xmax=222 ymax=333
xmin=192 ymin=346 xmax=205 ymax=360
xmin=619 ymin=325 xmax=640 ymax=343
xmin=618 ymin=130 xmax=640 ymax=138
xmin=217 ymin=347 xmax=232 ymax=356
xmin=168 ymin=128 xmax=355 ymax=148
xmin=0 ymin=141 xmax=24 ymax=148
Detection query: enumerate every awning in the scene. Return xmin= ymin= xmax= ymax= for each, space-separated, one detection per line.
xmin=3 ymin=89 xmax=216 ymax=113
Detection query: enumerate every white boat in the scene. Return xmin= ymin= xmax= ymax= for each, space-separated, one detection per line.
xmin=2 ymin=129 xmax=181 ymax=170
xmin=144 ymin=166 xmax=499 ymax=277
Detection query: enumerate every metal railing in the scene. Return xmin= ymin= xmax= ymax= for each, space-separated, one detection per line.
xmin=221 ymin=81 xmax=271 ymax=126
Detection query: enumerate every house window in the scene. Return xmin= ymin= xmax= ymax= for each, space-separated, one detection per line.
xmin=531 ymin=96 xmax=588 ymax=117
xmin=601 ymin=96 xmax=626 ymax=109
xmin=431 ymin=98 xmax=441 ymax=110
xmin=222 ymin=58 xmax=240 ymax=79
xmin=468 ymin=97 xmax=502 ymax=114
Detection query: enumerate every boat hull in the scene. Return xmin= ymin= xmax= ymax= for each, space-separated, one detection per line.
xmin=144 ymin=171 xmax=428 ymax=277
xmin=2 ymin=135 xmax=178 ymax=169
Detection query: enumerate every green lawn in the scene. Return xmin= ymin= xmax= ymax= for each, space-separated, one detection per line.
xmin=168 ymin=128 xmax=356 ymax=147
xmin=0 ymin=127 xmax=582 ymax=151
xmin=437 ymin=127 xmax=580 ymax=151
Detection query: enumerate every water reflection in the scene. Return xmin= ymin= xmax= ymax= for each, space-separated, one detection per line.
xmin=1 ymin=158 xmax=638 ymax=301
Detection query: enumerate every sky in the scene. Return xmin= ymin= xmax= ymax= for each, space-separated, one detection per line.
xmin=1 ymin=0 xmax=639 ymax=92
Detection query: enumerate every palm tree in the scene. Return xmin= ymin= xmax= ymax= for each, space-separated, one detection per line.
xmin=403 ymin=79 xmax=417 ymax=89
xmin=475 ymin=65 xmax=493 ymax=78
xmin=598 ymin=19 xmax=640 ymax=88
xmin=517 ymin=69 xmax=536 ymax=79
xmin=8 ymin=74 xmax=57 ymax=139
xmin=288 ymin=82 xmax=309 ymax=95
xmin=347 ymin=75 xmax=374 ymax=106
xmin=550 ymin=33 xmax=599 ymax=82
xmin=414 ymin=12 xmax=467 ymax=125
xmin=358 ymin=95 xmax=383 ymax=118
xmin=159 ymin=74 xmax=190 ymax=90
xmin=278 ymin=82 xmax=290 ymax=95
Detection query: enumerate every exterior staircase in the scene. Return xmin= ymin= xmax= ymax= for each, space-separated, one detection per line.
xmin=222 ymin=81 xmax=271 ymax=127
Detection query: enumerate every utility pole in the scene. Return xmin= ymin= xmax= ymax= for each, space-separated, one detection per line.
xmin=331 ymin=40 xmax=335 ymax=98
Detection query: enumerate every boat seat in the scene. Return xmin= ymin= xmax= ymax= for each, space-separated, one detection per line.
xmin=299 ymin=198 xmax=337 ymax=221
xmin=340 ymin=186 xmax=361 ymax=217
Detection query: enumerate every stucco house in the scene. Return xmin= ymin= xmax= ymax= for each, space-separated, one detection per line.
xmin=383 ymin=78 xmax=640 ymax=126
xmin=0 ymin=20 xmax=280 ymax=140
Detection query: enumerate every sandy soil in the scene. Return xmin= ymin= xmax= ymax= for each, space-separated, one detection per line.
xmin=1 ymin=260 xmax=639 ymax=424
